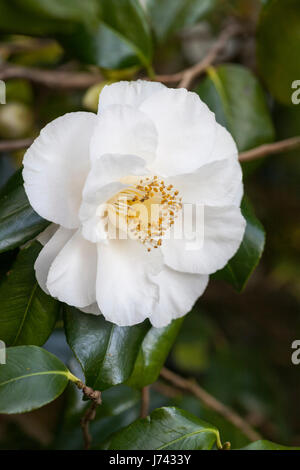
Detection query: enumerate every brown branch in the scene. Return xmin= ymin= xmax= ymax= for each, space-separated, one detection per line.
xmin=154 ymin=71 xmax=185 ymax=85
xmin=160 ymin=367 xmax=261 ymax=442
xmin=239 ymin=136 xmax=300 ymax=162
xmin=140 ymin=386 xmax=150 ymax=419
xmin=155 ymin=23 xmax=242 ymax=89
xmin=80 ymin=401 xmax=99 ymax=450
xmin=76 ymin=382 xmax=102 ymax=450
xmin=0 ymin=138 xmax=34 ymax=153
xmin=0 ymin=64 xmax=103 ymax=89
xmin=153 ymin=380 xmax=182 ymax=399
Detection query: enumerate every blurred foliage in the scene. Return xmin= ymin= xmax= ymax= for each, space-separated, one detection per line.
xmin=257 ymin=0 xmax=300 ymax=105
xmin=212 ymin=197 xmax=265 ymax=291
xmin=0 ymin=0 xmax=300 ymax=451
xmin=196 ymin=64 xmax=275 ymax=152
xmin=0 ymin=103 xmax=34 ymax=139
xmin=146 ymin=0 xmax=217 ymax=43
xmin=0 ymin=170 xmax=49 ymax=253
xmin=0 ymin=242 xmax=59 ymax=347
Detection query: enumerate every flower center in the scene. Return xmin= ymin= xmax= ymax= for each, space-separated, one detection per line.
xmin=107 ymin=176 xmax=182 ymax=251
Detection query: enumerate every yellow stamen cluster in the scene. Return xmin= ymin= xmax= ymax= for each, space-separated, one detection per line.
xmin=110 ymin=176 xmax=182 ymax=251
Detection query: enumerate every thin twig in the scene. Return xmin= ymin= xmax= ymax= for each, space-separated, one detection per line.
xmin=154 ymin=70 xmax=185 ymax=85
xmin=0 ymin=64 xmax=103 ymax=89
xmin=160 ymin=367 xmax=261 ymax=442
xmin=140 ymin=386 xmax=150 ymax=419
xmin=80 ymin=401 xmax=100 ymax=450
xmin=0 ymin=138 xmax=34 ymax=152
xmin=239 ymin=136 xmax=300 ymax=162
xmin=153 ymin=380 xmax=182 ymax=399
xmin=76 ymin=382 xmax=102 ymax=450
xmin=155 ymin=23 xmax=242 ymax=89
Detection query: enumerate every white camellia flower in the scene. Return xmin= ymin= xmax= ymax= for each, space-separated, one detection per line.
xmin=23 ymin=80 xmax=246 ymax=328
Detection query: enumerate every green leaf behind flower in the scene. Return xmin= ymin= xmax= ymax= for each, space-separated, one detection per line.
xmin=64 ymin=306 xmax=150 ymax=391
xmin=0 ymin=346 xmax=71 ymax=414
xmin=0 ymin=169 xmax=49 ymax=254
xmin=128 ymin=318 xmax=184 ymax=389
xmin=102 ymin=406 xmax=222 ymax=450
xmin=212 ymin=197 xmax=265 ymax=291
xmin=0 ymin=242 xmax=60 ymax=346
xmin=196 ymin=63 xmax=275 ymax=152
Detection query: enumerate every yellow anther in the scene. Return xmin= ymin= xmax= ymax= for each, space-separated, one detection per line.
xmin=108 ymin=175 xmax=181 ymax=251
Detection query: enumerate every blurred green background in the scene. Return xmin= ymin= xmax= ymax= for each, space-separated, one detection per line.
xmin=0 ymin=0 xmax=299 ymax=449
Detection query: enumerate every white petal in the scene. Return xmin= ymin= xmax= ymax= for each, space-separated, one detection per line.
xmin=149 ymin=267 xmax=209 ymax=328
xmin=80 ymin=154 xmax=147 ymax=242
xmin=35 ymin=226 xmax=75 ymax=294
xmin=36 ymin=223 xmax=59 ymax=246
xmin=79 ymin=303 xmax=102 ymax=315
xmin=96 ymin=239 xmax=162 ymax=326
xmin=98 ymin=80 xmax=166 ymax=111
xmin=167 ymin=158 xmax=243 ymax=207
xmin=162 ymin=205 xmax=246 ymax=274
xmin=209 ymin=122 xmax=238 ymax=162
xmin=82 ymin=153 xmax=147 ymax=202
xmin=234 ymin=183 xmax=244 ymax=208
xmin=139 ymin=88 xmax=216 ymax=176
xmin=80 ymin=207 xmax=110 ymax=244
xmin=23 ymin=112 xmax=97 ymax=228
xmin=90 ymin=104 xmax=157 ymax=165
xmin=47 ymin=229 xmax=97 ymax=308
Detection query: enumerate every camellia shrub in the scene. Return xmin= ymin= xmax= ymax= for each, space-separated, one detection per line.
xmin=0 ymin=0 xmax=299 ymax=452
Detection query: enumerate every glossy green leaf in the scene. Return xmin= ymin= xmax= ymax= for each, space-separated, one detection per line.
xmin=0 ymin=242 xmax=59 ymax=346
xmin=0 ymin=169 xmax=49 ymax=254
xmin=99 ymin=0 xmax=153 ymax=68
xmin=196 ymin=64 xmax=275 ymax=152
xmin=61 ymin=23 xmax=141 ymax=70
xmin=128 ymin=318 xmax=184 ymax=389
xmin=0 ymin=346 xmax=71 ymax=414
xmin=240 ymin=440 xmax=300 ymax=450
xmin=178 ymin=395 xmax=250 ymax=449
xmin=146 ymin=0 xmax=216 ymax=43
xmin=212 ymin=197 xmax=265 ymax=291
xmin=64 ymin=307 xmax=150 ymax=391
xmin=257 ymin=0 xmax=300 ymax=105
xmin=103 ymin=407 xmax=222 ymax=450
